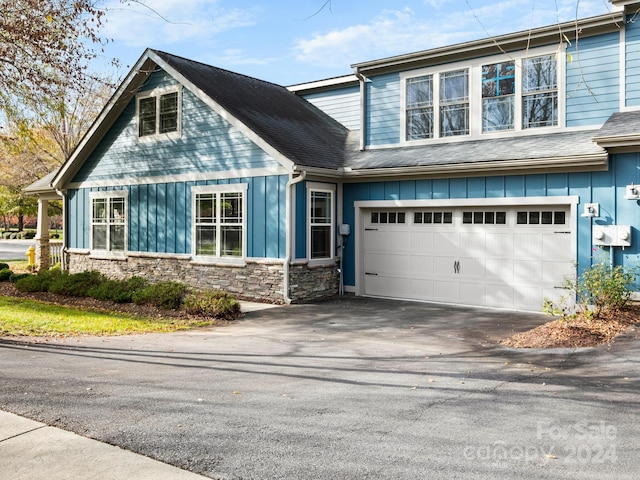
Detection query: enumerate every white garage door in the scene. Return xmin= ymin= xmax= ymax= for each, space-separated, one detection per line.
xmin=363 ymin=206 xmax=575 ymax=311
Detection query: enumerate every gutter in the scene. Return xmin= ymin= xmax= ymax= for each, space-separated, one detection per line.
xmin=283 ymin=170 xmax=307 ymax=304
xmin=354 ymin=68 xmax=367 ymax=151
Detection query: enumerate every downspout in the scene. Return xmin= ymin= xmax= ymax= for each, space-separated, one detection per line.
xmin=284 ymin=170 xmax=307 ymax=304
xmin=355 ymin=67 xmax=367 ymax=151
xmin=55 ymin=189 xmax=67 ymax=271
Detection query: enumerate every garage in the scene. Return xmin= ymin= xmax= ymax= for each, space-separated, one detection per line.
xmin=359 ymin=200 xmax=576 ymax=311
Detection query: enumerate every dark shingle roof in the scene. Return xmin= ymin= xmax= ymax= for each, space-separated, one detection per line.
xmin=153 ymin=50 xmax=349 ymax=170
xmin=345 ymin=129 xmax=606 ymax=170
xmin=595 ymin=111 xmax=640 ymax=139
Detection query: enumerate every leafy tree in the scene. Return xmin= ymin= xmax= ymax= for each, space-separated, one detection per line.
xmin=0 ymin=0 xmax=107 ymax=109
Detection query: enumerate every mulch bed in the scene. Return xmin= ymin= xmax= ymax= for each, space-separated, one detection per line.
xmin=501 ymin=305 xmax=640 ymax=348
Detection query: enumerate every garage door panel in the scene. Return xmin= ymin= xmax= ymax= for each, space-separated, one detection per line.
xmin=514 ymin=233 xmax=543 ymax=257
xmin=434 ymin=256 xmax=457 ymax=275
xmin=542 ymin=233 xmax=571 ymax=260
xmin=459 ymin=257 xmax=486 ymax=277
xmin=460 ymin=282 xmax=485 ymax=304
xmin=362 ymin=206 xmax=574 ymax=311
xmin=409 ymin=254 xmax=433 ymax=275
xmin=433 ymin=232 xmax=459 ymax=253
xmin=485 ymin=284 xmax=514 ymax=307
xmin=433 ymin=280 xmax=459 ymax=301
xmin=409 ymin=279 xmax=434 ymax=299
xmin=410 ymin=232 xmax=434 ymax=252
xmin=514 ymin=260 xmax=542 ymax=282
xmin=485 ymin=233 xmax=514 ymax=257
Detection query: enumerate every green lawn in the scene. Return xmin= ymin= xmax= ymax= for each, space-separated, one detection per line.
xmin=0 ymin=296 xmax=211 ymax=337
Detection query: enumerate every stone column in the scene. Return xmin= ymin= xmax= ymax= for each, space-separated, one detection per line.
xmin=35 ymin=197 xmax=50 ymax=270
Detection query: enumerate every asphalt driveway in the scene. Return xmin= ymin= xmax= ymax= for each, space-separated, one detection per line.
xmin=0 ymin=296 xmax=638 ymax=479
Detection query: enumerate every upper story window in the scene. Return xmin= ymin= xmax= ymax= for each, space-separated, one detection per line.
xmin=137 ymin=87 xmax=181 ymax=140
xmin=90 ymin=191 xmax=127 ymax=253
xmin=192 ymin=184 xmax=247 ymax=261
xmin=403 ymin=48 xmax=561 ymax=142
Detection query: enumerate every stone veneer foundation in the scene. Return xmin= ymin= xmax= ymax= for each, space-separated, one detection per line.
xmin=66 ymin=251 xmax=339 ymax=304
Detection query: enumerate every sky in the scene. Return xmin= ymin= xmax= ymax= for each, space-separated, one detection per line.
xmin=96 ymin=0 xmax=621 ymax=86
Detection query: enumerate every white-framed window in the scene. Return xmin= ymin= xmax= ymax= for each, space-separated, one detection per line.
xmin=136 ymin=86 xmax=181 ymax=140
xmin=90 ymin=191 xmax=127 ymax=253
xmin=307 ymin=183 xmax=335 ymax=261
xmin=191 ymin=184 xmax=247 ymax=261
xmin=402 ymin=47 xmax=563 ymax=142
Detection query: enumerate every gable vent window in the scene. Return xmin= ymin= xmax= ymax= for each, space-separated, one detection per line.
xmin=137 ymin=88 xmax=181 ymax=140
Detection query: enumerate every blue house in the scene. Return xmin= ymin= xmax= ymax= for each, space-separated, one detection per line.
xmin=32 ymin=0 xmax=640 ymax=310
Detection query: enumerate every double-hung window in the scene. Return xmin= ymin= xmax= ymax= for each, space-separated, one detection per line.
xmin=137 ymin=87 xmax=181 ymax=140
xmin=90 ymin=192 xmax=127 ymax=253
xmin=308 ymin=183 xmax=335 ymax=261
xmin=404 ymin=49 xmax=560 ymax=141
xmin=192 ymin=185 xmax=246 ymax=260
xmin=522 ymin=55 xmax=558 ymax=128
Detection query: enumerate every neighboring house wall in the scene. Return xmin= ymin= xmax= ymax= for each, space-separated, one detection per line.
xmin=341 ymin=153 xmax=640 ymax=289
xmin=301 ymin=86 xmax=361 ymax=130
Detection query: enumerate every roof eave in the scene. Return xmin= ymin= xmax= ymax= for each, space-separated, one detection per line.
xmin=352 ymin=12 xmax=624 ymax=75
xmin=344 ymin=154 xmax=609 ymax=179
xmin=593 ymin=134 xmax=640 ymax=148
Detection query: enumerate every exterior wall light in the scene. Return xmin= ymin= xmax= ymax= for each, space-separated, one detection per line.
xmin=581 ymin=203 xmax=599 ymax=218
xmin=624 ymin=184 xmax=640 ymax=200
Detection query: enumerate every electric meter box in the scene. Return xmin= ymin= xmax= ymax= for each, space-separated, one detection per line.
xmin=592 ymin=225 xmax=632 ymax=247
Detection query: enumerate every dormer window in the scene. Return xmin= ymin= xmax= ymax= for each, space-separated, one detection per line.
xmin=136 ymin=87 xmax=181 ymax=140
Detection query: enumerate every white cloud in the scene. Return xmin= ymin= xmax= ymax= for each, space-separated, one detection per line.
xmin=293 ymin=1 xmax=616 ymax=69
xmin=294 ymin=7 xmax=472 ymax=67
xmin=103 ymin=0 xmax=259 ymax=48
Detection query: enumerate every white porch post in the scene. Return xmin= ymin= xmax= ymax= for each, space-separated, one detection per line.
xmin=35 ymin=197 xmax=50 ymax=270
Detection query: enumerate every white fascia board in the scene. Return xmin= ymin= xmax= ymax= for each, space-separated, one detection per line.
xmin=343 ymin=154 xmax=608 ymax=179
xmin=354 ymin=195 xmax=579 ymax=209
xmin=593 ymin=134 xmax=640 ymax=147
xmin=52 ymin=49 xmax=157 ymax=190
xmin=287 ymin=75 xmax=359 ymax=93
xmin=148 ymin=51 xmax=296 ymax=173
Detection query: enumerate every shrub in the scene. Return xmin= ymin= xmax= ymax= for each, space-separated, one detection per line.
xmin=0 ymin=262 xmax=9 ymax=271
xmin=544 ymin=261 xmax=636 ymax=320
xmin=132 ymin=281 xmax=188 ymax=309
xmin=183 ymin=290 xmax=241 ymax=319
xmin=9 ymin=273 xmax=31 ymax=284
xmin=2 ymin=232 xmax=11 ymax=239
xmin=87 ymin=276 xmax=148 ymax=303
xmin=23 ymin=231 xmax=36 ymax=239
xmin=14 ymin=268 xmax=63 ymax=292
xmin=9 ymin=233 xmax=17 ymax=239
xmin=0 ymin=268 xmax=12 ymax=282
xmin=49 ymin=270 xmax=106 ymax=297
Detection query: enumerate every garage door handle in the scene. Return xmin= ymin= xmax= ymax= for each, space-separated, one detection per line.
xmin=454 ymin=261 xmax=460 ymax=274
xmin=365 ymin=228 xmax=378 ymax=231
xmin=554 ymin=231 xmax=571 ymax=234
xmin=365 ymin=272 xmax=378 ymax=276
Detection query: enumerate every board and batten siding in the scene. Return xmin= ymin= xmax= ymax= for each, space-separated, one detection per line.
xmin=341 ymin=154 xmax=640 ymax=289
xmin=66 ymin=175 xmax=288 ymax=258
xmin=565 ymin=31 xmax=620 ymax=127
xmin=301 ymin=86 xmax=361 ymax=130
xmin=72 ymin=70 xmax=281 ymax=184
xmin=365 ymin=72 xmax=401 ymax=147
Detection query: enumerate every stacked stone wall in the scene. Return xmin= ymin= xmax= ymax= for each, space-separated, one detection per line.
xmin=66 ymin=252 xmax=339 ymax=303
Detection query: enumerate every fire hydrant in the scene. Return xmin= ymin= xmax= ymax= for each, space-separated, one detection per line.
xmin=25 ymin=246 xmax=35 ymax=267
